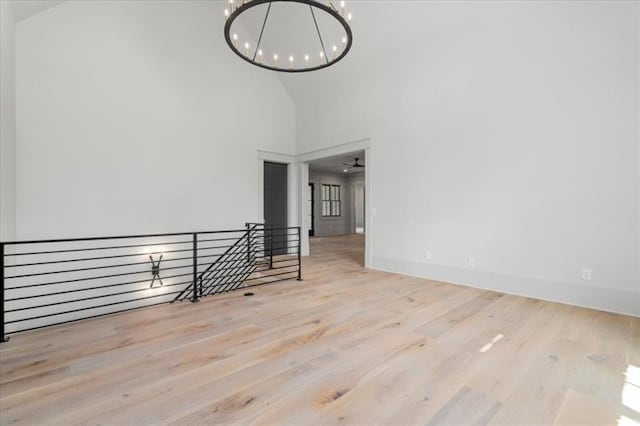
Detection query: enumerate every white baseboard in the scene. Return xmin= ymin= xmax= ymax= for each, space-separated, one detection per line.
xmin=371 ymin=256 xmax=640 ymax=317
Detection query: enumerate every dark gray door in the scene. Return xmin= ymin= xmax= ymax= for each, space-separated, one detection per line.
xmin=308 ymin=183 xmax=315 ymax=237
xmin=264 ymin=162 xmax=288 ymax=255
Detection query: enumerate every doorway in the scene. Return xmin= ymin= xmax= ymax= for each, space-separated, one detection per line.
xmin=304 ymin=149 xmax=367 ymax=266
xmin=264 ymin=162 xmax=288 ymax=255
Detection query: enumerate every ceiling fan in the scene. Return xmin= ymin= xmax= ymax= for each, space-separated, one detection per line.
xmin=343 ymin=157 xmax=365 ymax=169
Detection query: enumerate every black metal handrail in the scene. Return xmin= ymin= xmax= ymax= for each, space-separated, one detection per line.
xmin=194 ymin=223 xmax=301 ymax=299
xmin=201 ymin=223 xmax=261 ymax=289
xmin=0 ymin=223 xmax=302 ymax=342
xmin=173 ymin=224 xmax=257 ymax=302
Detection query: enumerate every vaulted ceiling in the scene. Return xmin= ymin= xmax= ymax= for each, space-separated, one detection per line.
xmin=7 ymin=0 xmax=441 ymax=103
xmin=7 ymin=1 xmax=530 ymax=111
xmin=8 ymin=0 xmax=65 ymax=21
xmin=276 ymin=1 xmax=497 ymax=104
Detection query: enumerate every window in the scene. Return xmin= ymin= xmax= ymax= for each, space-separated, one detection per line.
xmin=321 ymin=184 xmax=341 ymax=217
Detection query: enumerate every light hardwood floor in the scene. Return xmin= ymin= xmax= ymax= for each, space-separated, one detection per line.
xmin=1 ymin=234 xmax=638 ymax=425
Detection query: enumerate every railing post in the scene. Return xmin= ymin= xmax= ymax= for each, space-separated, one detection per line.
xmin=191 ymin=233 xmax=199 ymax=303
xmin=1 ymin=243 xmax=7 ymax=342
xmin=246 ymin=223 xmax=252 ymax=264
xmin=297 ymin=227 xmax=302 ymax=281
xmin=269 ymin=224 xmax=273 ymax=269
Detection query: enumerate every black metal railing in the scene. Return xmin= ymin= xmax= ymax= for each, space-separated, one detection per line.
xmin=0 ymin=223 xmax=302 ymax=342
xmin=173 ymin=223 xmax=302 ymax=302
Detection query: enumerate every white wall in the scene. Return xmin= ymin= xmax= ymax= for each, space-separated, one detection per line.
xmin=15 ymin=0 xmax=295 ymax=239
xmin=294 ymin=2 xmax=640 ymax=315
xmin=0 ymin=1 xmax=16 ymax=241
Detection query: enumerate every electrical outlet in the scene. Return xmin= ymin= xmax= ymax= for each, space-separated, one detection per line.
xmin=424 ymin=251 xmax=432 ymax=261
xmin=581 ymin=268 xmax=592 ymax=280
xmin=469 ymin=257 xmax=476 ymax=267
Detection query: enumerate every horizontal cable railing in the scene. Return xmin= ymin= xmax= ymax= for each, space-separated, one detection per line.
xmin=1 ymin=223 xmax=302 ymax=341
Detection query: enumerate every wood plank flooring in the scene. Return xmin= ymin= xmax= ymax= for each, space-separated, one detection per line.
xmin=0 ymin=234 xmax=638 ymax=425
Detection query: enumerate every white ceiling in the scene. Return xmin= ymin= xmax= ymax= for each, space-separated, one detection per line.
xmin=308 ymin=150 xmax=365 ymax=175
xmin=5 ymin=1 xmax=471 ymax=104
xmin=276 ymin=1 xmax=475 ymax=104
xmin=6 ymin=1 xmax=433 ymax=77
xmin=8 ymin=0 xmax=65 ymax=22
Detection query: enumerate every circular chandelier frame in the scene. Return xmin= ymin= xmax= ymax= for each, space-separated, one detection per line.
xmin=224 ymin=0 xmax=353 ymax=73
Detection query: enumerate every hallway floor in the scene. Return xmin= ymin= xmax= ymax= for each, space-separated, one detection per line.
xmin=309 ymin=233 xmax=365 ymax=266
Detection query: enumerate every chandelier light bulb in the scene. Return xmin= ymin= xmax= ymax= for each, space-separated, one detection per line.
xmin=342 ymin=36 xmax=347 ymax=45
xmin=257 ymin=49 xmax=263 ymax=63
xmin=289 ymin=56 xmax=294 ymax=69
xmin=244 ymin=42 xmax=250 ymax=56
xmin=273 ymin=53 xmax=278 ymax=65
xmin=347 ymin=12 xmax=352 ymax=21
xmin=224 ymin=8 xmax=230 ymax=18
xmin=305 ymin=54 xmax=310 ymax=64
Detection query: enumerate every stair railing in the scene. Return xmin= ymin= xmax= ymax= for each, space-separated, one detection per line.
xmin=175 ymin=223 xmax=261 ymax=301
xmin=0 ymin=223 xmax=302 ymax=342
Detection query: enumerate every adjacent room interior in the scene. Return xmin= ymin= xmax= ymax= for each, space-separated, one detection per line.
xmin=0 ymin=0 xmax=638 ymax=424
xmin=307 ymin=150 xmax=366 ymax=265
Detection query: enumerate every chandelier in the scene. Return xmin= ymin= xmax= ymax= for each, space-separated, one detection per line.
xmin=223 ymin=0 xmax=353 ymax=73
